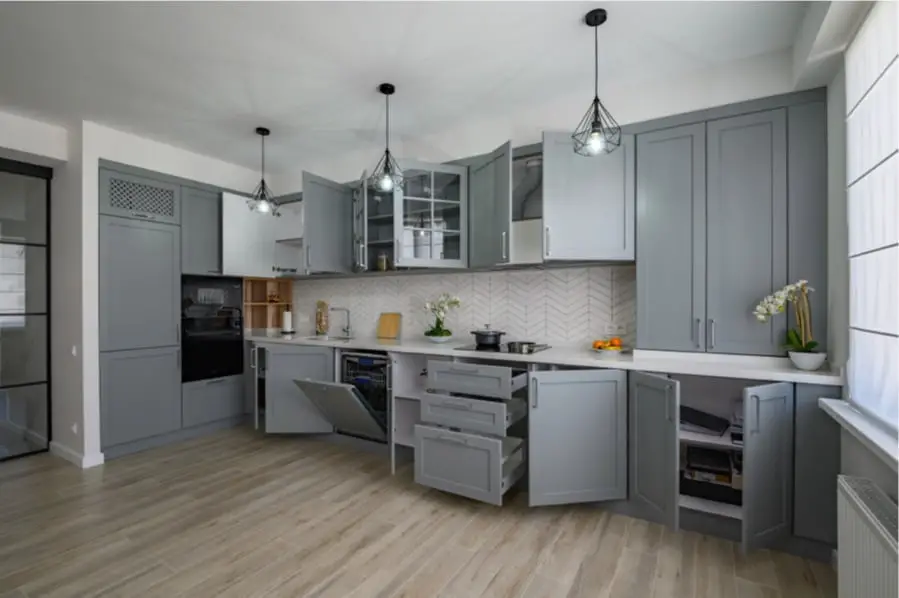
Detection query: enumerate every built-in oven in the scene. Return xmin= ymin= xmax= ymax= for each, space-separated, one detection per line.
xmin=181 ymin=275 xmax=244 ymax=383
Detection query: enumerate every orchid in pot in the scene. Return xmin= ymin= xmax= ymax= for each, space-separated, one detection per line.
xmin=424 ymin=294 xmax=461 ymax=343
xmin=753 ymin=280 xmax=826 ymax=371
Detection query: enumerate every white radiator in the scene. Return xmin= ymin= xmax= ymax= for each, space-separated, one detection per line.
xmin=838 ymin=475 xmax=898 ymax=598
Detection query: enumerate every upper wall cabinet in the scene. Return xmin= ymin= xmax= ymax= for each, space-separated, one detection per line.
xmin=468 ymin=141 xmax=512 ymax=268
xmin=637 ymin=100 xmax=826 ymax=357
xmin=353 ymin=160 xmax=468 ymax=270
xmin=222 ymin=192 xmax=283 ymax=278
xmin=541 ymin=132 xmax=635 ymax=261
xmin=302 ymin=171 xmax=353 ymax=275
xmin=100 ymin=169 xmax=181 ymax=225
xmin=181 ymin=186 xmax=221 ymax=275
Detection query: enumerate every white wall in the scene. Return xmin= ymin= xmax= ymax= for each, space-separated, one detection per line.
xmin=0 ymin=110 xmax=67 ymax=166
xmin=277 ymin=50 xmax=795 ymax=189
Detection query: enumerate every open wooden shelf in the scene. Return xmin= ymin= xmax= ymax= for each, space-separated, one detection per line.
xmin=243 ymin=278 xmax=293 ymax=329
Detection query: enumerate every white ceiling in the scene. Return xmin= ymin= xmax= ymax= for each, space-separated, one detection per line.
xmin=0 ymin=2 xmax=808 ymax=174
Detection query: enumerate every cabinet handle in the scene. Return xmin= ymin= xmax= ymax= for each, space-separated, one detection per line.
xmin=206 ymin=378 xmax=226 ymax=385
xmin=544 ymin=226 xmax=551 ymax=257
xmin=438 ymin=434 xmax=468 ymax=446
xmin=751 ymin=394 xmax=761 ymax=434
xmin=694 ymin=318 xmax=701 ymax=348
xmin=664 ymin=385 xmax=672 ymax=422
xmin=708 ymin=319 xmax=716 ymax=349
xmin=395 ymin=239 xmax=400 ymax=264
xmin=440 ymin=400 xmax=472 ymax=410
xmin=305 ymin=245 xmax=312 ymax=274
xmin=250 ymin=347 xmax=257 ymax=369
xmin=448 ymin=363 xmax=477 ymax=372
xmin=531 ymin=377 xmax=538 ymax=409
xmin=501 ymin=231 xmax=507 ymax=261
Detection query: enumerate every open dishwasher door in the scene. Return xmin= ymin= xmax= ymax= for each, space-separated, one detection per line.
xmin=292 ymin=379 xmax=387 ymax=443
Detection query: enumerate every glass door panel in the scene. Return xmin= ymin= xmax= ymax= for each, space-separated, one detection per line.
xmin=433 ymin=171 xmax=461 ymax=202
xmin=0 ymin=162 xmax=49 ymax=460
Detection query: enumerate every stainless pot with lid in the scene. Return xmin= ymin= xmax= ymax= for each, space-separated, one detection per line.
xmin=471 ymin=324 xmax=506 ymax=347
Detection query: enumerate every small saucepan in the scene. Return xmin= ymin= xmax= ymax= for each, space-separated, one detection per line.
xmin=471 ymin=324 xmax=506 ymax=347
xmin=506 ymin=341 xmax=537 ymax=354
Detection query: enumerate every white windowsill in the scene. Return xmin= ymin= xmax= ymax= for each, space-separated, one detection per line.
xmin=819 ymin=398 xmax=899 ymax=473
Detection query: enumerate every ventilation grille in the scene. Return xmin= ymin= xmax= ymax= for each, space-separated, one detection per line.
xmin=108 ymin=178 xmax=175 ymax=217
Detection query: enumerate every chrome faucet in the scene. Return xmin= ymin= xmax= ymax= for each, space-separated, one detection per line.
xmin=329 ymin=307 xmax=352 ymax=338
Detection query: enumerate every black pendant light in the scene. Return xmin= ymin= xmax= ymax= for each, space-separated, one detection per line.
xmin=248 ymin=126 xmax=279 ymax=216
xmin=571 ymin=9 xmax=621 ymax=156
xmin=368 ymin=83 xmax=403 ymax=192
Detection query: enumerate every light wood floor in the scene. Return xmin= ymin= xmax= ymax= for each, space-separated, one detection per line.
xmin=0 ymin=427 xmax=836 ymax=598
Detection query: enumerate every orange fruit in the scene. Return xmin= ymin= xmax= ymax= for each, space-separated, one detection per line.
xmin=609 ymin=337 xmax=622 ymax=347
xmin=592 ymin=340 xmax=604 ymax=350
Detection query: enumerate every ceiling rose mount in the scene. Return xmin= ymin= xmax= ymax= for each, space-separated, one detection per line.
xmin=248 ymin=126 xmax=279 ymax=216
xmin=571 ymin=7 xmax=620 ymax=157
xmin=368 ymin=82 xmax=403 ymax=193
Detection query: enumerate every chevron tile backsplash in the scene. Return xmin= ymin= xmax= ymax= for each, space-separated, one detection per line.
xmin=292 ymin=265 xmax=636 ymax=345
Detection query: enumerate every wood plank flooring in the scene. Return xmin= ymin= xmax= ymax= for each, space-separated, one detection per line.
xmin=0 ymin=427 xmax=836 ymax=597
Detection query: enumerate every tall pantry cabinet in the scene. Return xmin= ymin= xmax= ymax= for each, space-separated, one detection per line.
xmin=636 ymin=96 xmax=828 ymax=357
xmin=98 ymin=168 xmax=183 ymax=452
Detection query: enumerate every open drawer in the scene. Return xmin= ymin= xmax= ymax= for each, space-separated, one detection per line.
xmin=419 ymin=393 xmax=526 ymax=437
xmin=414 ymin=424 xmax=526 ymax=506
xmin=426 ymin=360 xmax=527 ymax=400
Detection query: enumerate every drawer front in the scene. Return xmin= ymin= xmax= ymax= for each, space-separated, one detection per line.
xmin=420 ymin=393 xmax=510 ymax=437
xmin=182 ymin=376 xmax=244 ymax=428
xmin=427 ymin=361 xmax=524 ymax=399
xmin=414 ymin=425 xmax=504 ymax=505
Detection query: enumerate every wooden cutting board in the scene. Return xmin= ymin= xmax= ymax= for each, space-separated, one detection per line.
xmin=376 ymin=313 xmax=402 ymax=339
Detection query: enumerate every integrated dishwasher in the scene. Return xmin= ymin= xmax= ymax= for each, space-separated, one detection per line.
xmin=294 ymin=351 xmax=390 ymax=444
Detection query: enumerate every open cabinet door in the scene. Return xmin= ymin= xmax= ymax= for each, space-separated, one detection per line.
xmin=302 ymin=171 xmax=353 ymax=274
xmin=468 ymin=141 xmax=512 ymax=268
xmin=742 ymin=382 xmax=794 ymax=552
xmin=264 ymin=346 xmax=334 ymax=434
xmin=629 ymin=372 xmax=680 ymax=529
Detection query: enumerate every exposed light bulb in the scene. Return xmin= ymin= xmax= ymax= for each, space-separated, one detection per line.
xmin=378 ymin=173 xmax=394 ymax=192
xmin=256 ymin=199 xmax=271 ymax=213
xmin=586 ymin=131 xmax=605 ymax=155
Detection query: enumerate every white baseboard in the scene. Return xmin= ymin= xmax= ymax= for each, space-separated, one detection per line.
xmin=50 ymin=441 xmax=105 ymax=469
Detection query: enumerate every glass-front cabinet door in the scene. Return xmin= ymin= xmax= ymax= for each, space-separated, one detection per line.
xmin=354 ymin=160 xmax=467 ymax=271
xmin=394 ymin=160 xmax=467 ymax=268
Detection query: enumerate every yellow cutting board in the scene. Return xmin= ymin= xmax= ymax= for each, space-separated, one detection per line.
xmin=376 ymin=313 xmax=402 ymax=339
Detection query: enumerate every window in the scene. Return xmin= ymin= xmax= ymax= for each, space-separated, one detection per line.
xmin=844 ymin=1 xmax=898 ymax=432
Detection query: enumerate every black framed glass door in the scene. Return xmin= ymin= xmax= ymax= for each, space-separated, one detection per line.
xmin=0 ymin=157 xmax=50 ymax=461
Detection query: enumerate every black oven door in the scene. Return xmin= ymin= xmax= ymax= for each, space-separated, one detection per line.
xmin=182 ymin=326 xmax=244 ymax=383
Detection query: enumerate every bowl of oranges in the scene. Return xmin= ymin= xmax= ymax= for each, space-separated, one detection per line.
xmin=591 ymin=337 xmax=624 ymax=358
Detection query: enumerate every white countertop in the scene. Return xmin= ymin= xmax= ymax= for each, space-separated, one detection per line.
xmin=246 ymin=329 xmax=843 ymax=386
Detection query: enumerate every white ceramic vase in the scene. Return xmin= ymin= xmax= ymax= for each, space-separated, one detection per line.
xmin=788 ymin=351 xmax=827 ymax=371
xmin=426 ymin=335 xmax=453 ymax=344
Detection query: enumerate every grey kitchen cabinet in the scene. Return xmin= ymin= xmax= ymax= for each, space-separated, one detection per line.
xmin=629 ymin=372 xmax=795 ymax=553
xmin=793 ymin=384 xmax=840 ymax=545
xmin=706 ymin=109 xmax=787 ymax=356
xmin=260 ymin=344 xmax=333 ymax=434
xmin=528 ymin=369 xmax=627 ymax=507
xmin=468 ymin=141 xmax=513 ymax=268
xmin=629 ymin=372 xmax=681 ymax=528
xmin=182 ymin=375 xmax=243 ymax=429
xmin=100 ymin=168 xmax=181 ymax=225
xmin=99 ymin=215 xmax=180 ymax=352
xmin=426 ymin=360 xmax=527 ymax=401
xmin=302 ymin=171 xmax=353 ymax=275
xmin=541 ymin=131 xmax=635 ymax=261
xmin=181 ymin=186 xmax=221 ymax=275
xmin=636 ymin=123 xmax=707 ymax=352
xmin=414 ymin=425 xmax=526 ymax=506
xmin=419 ymin=393 xmax=526 ymax=438
xmin=100 ymin=346 xmax=181 ymax=448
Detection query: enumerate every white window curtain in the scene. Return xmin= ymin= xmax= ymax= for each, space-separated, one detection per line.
xmin=844 ymin=1 xmax=899 ymax=432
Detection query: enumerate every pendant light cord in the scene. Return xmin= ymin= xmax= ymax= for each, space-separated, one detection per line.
xmin=385 ymin=93 xmax=391 ymax=153
xmin=593 ymin=25 xmax=599 ymax=100
xmin=261 ymin=134 xmax=266 ymax=180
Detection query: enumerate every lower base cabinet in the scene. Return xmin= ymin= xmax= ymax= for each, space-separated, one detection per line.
xmin=182 ymin=376 xmax=243 ymax=428
xmin=255 ymin=344 xmax=334 ymax=434
xmin=630 ymin=372 xmax=795 ymax=553
xmin=528 ymin=369 xmax=628 ymax=507
xmin=100 ymin=346 xmax=181 ymax=448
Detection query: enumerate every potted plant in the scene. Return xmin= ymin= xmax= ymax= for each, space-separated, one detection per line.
xmin=753 ymin=280 xmax=827 ymax=371
xmin=424 ymin=294 xmax=461 ymax=343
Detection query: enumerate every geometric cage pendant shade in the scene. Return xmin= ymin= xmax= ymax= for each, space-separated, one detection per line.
xmin=571 ymin=8 xmax=621 ymax=156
